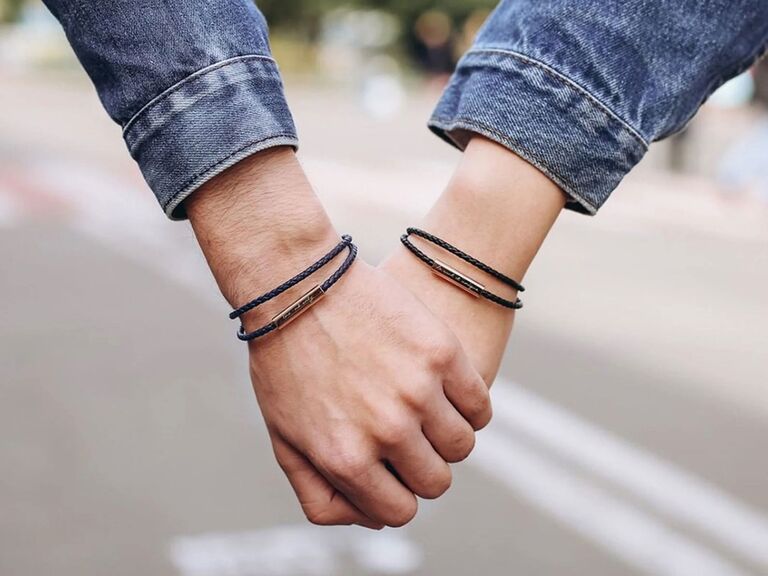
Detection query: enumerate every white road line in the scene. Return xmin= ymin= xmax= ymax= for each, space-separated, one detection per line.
xmin=0 ymin=186 xmax=21 ymax=227
xmin=474 ymin=430 xmax=753 ymax=576
xmin=169 ymin=525 xmax=423 ymax=576
xmin=490 ymin=380 xmax=768 ymax=569
xmin=30 ymin=157 xmax=767 ymax=574
xmin=29 ymin=159 xmax=220 ymax=303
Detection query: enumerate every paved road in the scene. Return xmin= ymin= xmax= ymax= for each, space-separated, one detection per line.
xmin=1 ymin=72 xmax=767 ymax=576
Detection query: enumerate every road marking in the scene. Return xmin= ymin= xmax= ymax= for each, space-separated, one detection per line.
xmin=490 ymin=380 xmax=768 ymax=569
xmin=0 ymin=186 xmax=20 ymax=226
xmin=28 ymin=158 xmax=220 ymax=303
xmin=169 ymin=525 xmax=422 ymax=576
xmin=474 ymin=430 xmax=753 ymax=576
xmin=27 ymin=157 xmax=767 ymax=574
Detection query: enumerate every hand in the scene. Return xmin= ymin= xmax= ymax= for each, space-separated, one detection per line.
xmin=186 ymin=148 xmax=491 ymax=529
xmin=250 ymin=260 xmax=491 ymax=528
xmin=382 ymin=136 xmax=565 ymax=385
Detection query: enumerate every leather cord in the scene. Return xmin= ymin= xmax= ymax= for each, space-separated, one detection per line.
xmin=406 ymin=228 xmax=525 ymax=292
xmin=401 ymin=229 xmax=524 ymax=310
xmin=232 ymin=235 xmax=358 ymax=342
xmin=230 ymin=235 xmax=353 ymax=320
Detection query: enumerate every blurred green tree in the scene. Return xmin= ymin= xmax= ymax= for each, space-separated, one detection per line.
xmin=258 ymin=0 xmax=496 ymax=37
xmin=0 ymin=0 xmax=26 ymax=23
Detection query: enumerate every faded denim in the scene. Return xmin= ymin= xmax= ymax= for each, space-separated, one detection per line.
xmin=44 ymin=1 xmax=768 ymax=218
xmin=431 ymin=0 xmax=768 ymax=213
xmin=43 ymin=0 xmax=297 ymax=219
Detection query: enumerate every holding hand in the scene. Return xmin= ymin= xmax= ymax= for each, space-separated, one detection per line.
xmin=382 ymin=136 xmax=565 ymax=386
xmin=186 ymin=148 xmax=491 ymax=529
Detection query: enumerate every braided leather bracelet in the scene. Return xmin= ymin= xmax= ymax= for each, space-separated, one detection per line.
xmin=401 ymin=228 xmax=524 ymax=309
xmin=231 ymin=235 xmax=358 ymax=341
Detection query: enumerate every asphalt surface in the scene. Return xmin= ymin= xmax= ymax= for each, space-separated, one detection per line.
xmin=1 ymin=71 xmax=767 ymax=576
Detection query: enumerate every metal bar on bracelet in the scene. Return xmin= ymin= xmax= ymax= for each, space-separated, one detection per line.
xmin=271 ymin=284 xmax=326 ymax=329
xmin=234 ymin=236 xmax=358 ymax=342
xmin=431 ymin=258 xmax=485 ymax=298
xmin=400 ymin=231 xmax=523 ymax=310
xmin=407 ymin=227 xmax=525 ymax=293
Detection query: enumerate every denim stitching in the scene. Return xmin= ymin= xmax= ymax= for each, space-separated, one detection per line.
xmin=162 ymin=134 xmax=298 ymax=218
xmin=430 ymin=116 xmax=598 ymax=215
xmin=466 ymin=48 xmax=650 ymax=149
xmin=122 ymin=54 xmax=278 ymax=136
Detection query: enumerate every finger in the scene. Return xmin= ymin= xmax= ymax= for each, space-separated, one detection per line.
xmin=272 ymin=437 xmax=384 ymax=529
xmin=443 ymin=350 xmax=493 ymax=431
xmin=315 ymin=450 xmax=418 ymax=528
xmin=421 ymin=392 xmax=477 ymax=463
xmin=383 ymin=430 xmax=452 ymax=499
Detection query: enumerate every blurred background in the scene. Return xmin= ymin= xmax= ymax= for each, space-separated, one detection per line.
xmin=1 ymin=1 xmax=767 ymax=575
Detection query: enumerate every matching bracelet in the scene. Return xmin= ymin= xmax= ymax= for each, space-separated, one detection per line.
xmin=231 ymin=235 xmax=358 ymax=342
xmin=400 ymin=228 xmax=524 ymax=310
xmin=230 ymin=228 xmax=522 ymax=343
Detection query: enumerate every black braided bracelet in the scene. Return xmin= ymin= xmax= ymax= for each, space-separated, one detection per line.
xmin=401 ymin=228 xmax=524 ymax=310
xmin=232 ymin=235 xmax=358 ymax=342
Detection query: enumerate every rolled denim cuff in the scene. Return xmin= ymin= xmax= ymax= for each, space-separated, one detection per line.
xmin=123 ymin=55 xmax=298 ymax=220
xmin=429 ymin=49 xmax=649 ymax=214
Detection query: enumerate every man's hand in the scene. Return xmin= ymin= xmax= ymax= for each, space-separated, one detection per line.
xmin=186 ymin=148 xmax=490 ymax=529
xmin=382 ymin=136 xmax=566 ymax=385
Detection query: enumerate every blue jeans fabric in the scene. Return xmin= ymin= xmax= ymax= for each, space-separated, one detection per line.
xmin=431 ymin=0 xmax=768 ymax=214
xmin=43 ymin=0 xmax=298 ymax=219
xmin=44 ymin=1 xmax=768 ymax=218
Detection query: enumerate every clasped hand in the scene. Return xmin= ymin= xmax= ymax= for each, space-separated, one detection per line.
xmin=187 ymin=137 xmax=564 ymax=529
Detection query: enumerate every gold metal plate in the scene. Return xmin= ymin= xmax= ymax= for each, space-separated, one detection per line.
xmin=431 ymin=258 xmax=485 ymax=297
xmin=271 ymin=284 xmax=326 ymax=329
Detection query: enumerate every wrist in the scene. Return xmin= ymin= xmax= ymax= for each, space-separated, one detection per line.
xmin=185 ymin=147 xmax=339 ymax=307
xmin=382 ymin=136 xmax=566 ymax=385
xmin=426 ymin=135 xmax=565 ymax=283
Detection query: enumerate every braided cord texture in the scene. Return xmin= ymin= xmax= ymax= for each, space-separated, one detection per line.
xmin=406 ymin=228 xmax=525 ymax=292
xmin=401 ymin=231 xmax=523 ymax=310
xmin=237 ymin=238 xmax=358 ymax=342
xmin=230 ymin=235 xmax=352 ymax=320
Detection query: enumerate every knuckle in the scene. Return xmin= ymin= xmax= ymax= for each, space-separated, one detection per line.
xmin=377 ymin=417 xmax=412 ymax=448
xmin=400 ymin=381 xmax=434 ymax=411
xmin=321 ymin=442 xmax=370 ymax=484
xmin=465 ymin=387 xmax=492 ymax=430
xmin=303 ymin=503 xmax=335 ymax=526
xmin=420 ymin=467 xmax=453 ymax=500
xmin=477 ymin=397 xmax=493 ymax=430
xmin=333 ymin=453 xmax=369 ymax=482
xmin=446 ymin=428 xmax=476 ymax=463
xmin=425 ymin=336 xmax=460 ymax=370
xmin=374 ymin=407 xmax=415 ymax=447
xmin=386 ymin=498 xmax=418 ymax=528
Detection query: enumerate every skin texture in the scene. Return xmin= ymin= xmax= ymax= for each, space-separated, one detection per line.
xmin=185 ymin=148 xmax=491 ymax=529
xmin=382 ymin=136 xmax=566 ymax=386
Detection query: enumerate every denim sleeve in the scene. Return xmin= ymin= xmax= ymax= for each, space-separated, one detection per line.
xmin=430 ymin=0 xmax=768 ymax=214
xmin=42 ymin=0 xmax=298 ymax=220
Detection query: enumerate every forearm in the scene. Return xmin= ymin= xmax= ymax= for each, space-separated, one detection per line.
xmin=384 ymin=136 xmax=564 ymax=385
xmin=422 ymin=137 xmax=564 ymax=286
xmin=186 ymin=147 xmax=338 ymax=315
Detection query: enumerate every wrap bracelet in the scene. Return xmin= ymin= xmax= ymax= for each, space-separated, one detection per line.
xmin=231 ymin=235 xmax=358 ymax=341
xmin=401 ymin=228 xmax=524 ymax=309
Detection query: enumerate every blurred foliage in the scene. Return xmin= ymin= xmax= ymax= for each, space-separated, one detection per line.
xmin=1 ymin=0 xmax=497 ymax=27
xmin=258 ymin=0 xmax=496 ymax=37
xmin=1 ymin=0 xmax=496 ymax=66
xmin=258 ymin=0 xmax=497 ymax=68
xmin=0 ymin=0 xmax=25 ymax=23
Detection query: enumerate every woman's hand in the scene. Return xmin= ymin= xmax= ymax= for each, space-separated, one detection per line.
xmin=186 ymin=148 xmax=491 ymax=529
xmin=382 ymin=136 xmax=566 ymax=386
